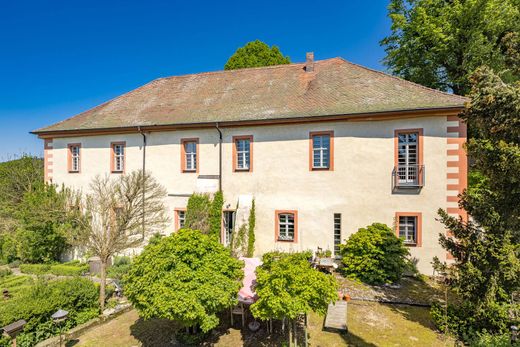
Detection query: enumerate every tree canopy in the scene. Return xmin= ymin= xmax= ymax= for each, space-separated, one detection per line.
xmin=340 ymin=223 xmax=410 ymax=285
xmin=124 ymin=228 xmax=243 ymax=332
xmin=381 ymin=0 xmax=520 ymax=95
xmin=224 ymin=40 xmax=291 ymax=70
xmin=250 ymin=252 xmax=338 ymax=321
xmin=435 ymin=66 xmax=520 ymax=338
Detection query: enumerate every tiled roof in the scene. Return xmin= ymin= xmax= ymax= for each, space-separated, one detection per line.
xmin=33 ymin=58 xmax=467 ymax=133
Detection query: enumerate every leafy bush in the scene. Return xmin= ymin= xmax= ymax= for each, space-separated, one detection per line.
xmin=430 ymin=302 xmax=519 ymax=344
xmin=0 ymin=277 xmax=99 ymax=347
xmin=209 ymin=191 xmax=224 ymax=240
xmin=7 ymin=260 xmax=20 ymax=268
xmin=113 ymin=256 xmax=131 ymax=267
xmin=19 ymin=263 xmax=51 ymax=275
xmin=468 ymin=331 xmax=517 ymax=347
xmin=251 ymin=251 xmax=338 ymax=343
xmin=49 ymin=263 xmax=88 ymax=276
xmin=185 ymin=193 xmax=212 ymax=233
xmin=340 ymin=223 xmax=409 ymax=285
xmin=0 ymin=267 xmax=11 ymax=278
xmin=19 ymin=263 xmax=88 ymax=276
xmin=125 ymin=228 xmax=243 ymax=332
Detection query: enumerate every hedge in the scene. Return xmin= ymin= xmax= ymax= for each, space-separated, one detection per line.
xmin=19 ymin=263 xmax=89 ymax=276
xmin=0 ymin=277 xmax=99 ymax=347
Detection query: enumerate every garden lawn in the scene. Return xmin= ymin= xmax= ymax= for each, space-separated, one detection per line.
xmin=69 ymin=302 xmax=452 ymax=347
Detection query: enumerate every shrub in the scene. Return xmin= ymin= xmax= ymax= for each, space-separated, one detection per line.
xmin=8 ymin=260 xmax=20 ymax=268
xmin=19 ymin=263 xmax=88 ymax=276
xmin=49 ymin=263 xmax=88 ymax=276
xmin=0 ymin=267 xmax=11 ymax=278
xmin=468 ymin=331 xmax=516 ymax=347
xmin=113 ymin=256 xmax=131 ymax=267
xmin=0 ymin=277 xmax=99 ymax=347
xmin=19 ymin=263 xmax=51 ymax=275
xmin=340 ymin=223 xmax=409 ymax=285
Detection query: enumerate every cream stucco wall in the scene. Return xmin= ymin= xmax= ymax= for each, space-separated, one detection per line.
xmin=48 ymin=115 xmax=455 ymax=274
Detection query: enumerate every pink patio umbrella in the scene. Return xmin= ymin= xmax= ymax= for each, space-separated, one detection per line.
xmin=238 ymin=257 xmax=262 ymax=304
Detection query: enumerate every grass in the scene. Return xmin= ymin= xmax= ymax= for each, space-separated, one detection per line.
xmin=68 ymin=302 xmax=453 ymax=347
xmin=0 ymin=274 xmax=34 ymax=299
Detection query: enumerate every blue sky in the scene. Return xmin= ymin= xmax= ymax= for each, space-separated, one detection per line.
xmin=0 ymin=0 xmax=391 ymax=160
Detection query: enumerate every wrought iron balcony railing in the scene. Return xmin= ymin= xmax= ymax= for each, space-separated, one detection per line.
xmin=393 ymin=164 xmax=425 ymax=188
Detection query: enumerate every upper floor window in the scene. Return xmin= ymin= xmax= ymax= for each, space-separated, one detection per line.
xmin=233 ymin=135 xmax=253 ymax=172
xmin=275 ymin=210 xmax=298 ymax=242
xmin=111 ymin=142 xmax=125 ymax=173
xmin=396 ymin=212 xmax=422 ymax=247
xmin=310 ymin=131 xmax=334 ymax=171
xmin=394 ymin=129 xmax=424 ymax=187
xmin=68 ymin=143 xmax=81 ymax=173
xmin=181 ymin=138 xmax=198 ymax=172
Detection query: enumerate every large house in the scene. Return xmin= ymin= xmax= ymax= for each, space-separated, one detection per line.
xmin=32 ymin=53 xmax=467 ymax=274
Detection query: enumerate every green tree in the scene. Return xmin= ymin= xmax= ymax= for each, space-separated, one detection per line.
xmin=250 ymin=252 xmax=338 ymax=345
xmin=224 ymin=40 xmax=291 ymax=70
xmin=124 ymin=229 xmax=243 ymax=333
xmin=340 ymin=223 xmax=410 ymax=285
xmin=434 ymin=67 xmax=520 ymax=338
xmin=381 ymin=0 xmax=520 ymax=94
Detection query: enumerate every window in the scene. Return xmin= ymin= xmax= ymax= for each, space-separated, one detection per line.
xmin=395 ymin=212 xmax=422 ymax=246
xmin=310 ymin=131 xmax=334 ymax=171
xmin=181 ymin=138 xmax=198 ymax=172
xmin=175 ymin=209 xmax=186 ymax=231
xmin=111 ymin=142 xmax=125 ymax=173
xmin=223 ymin=211 xmax=236 ymax=246
xmin=68 ymin=144 xmax=81 ymax=173
xmin=275 ymin=210 xmax=298 ymax=242
xmin=233 ymin=135 xmax=253 ymax=172
xmin=334 ymin=213 xmax=341 ymax=256
xmin=395 ymin=129 xmax=424 ymax=187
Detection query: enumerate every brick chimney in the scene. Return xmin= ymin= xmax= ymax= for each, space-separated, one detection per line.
xmin=305 ymin=52 xmax=314 ymax=72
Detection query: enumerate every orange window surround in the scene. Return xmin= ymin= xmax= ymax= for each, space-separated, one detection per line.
xmin=395 ymin=212 xmax=423 ymax=247
xmin=67 ymin=143 xmax=81 ymax=173
xmin=309 ymin=131 xmax=334 ymax=171
xmin=232 ymin=135 xmax=253 ymax=172
xmin=180 ymin=138 xmax=199 ymax=173
xmin=275 ymin=210 xmax=298 ymax=243
xmin=110 ymin=142 xmax=126 ymax=173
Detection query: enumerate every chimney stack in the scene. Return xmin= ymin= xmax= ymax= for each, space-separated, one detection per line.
xmin=305 ymin=52 xmax=314 ymax=72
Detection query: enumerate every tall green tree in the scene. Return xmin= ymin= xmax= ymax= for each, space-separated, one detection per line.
xmin=381 ymin=0 xmax=520 ymax=95
xmin=224 ymin=40 xmax=291 ymax=70
xmin=251 ymin=252 xmax=338 ymax=345
xmin=124 ymin=229 xmax=243 ymax=333
xmin=434 ymin=67 xmax=520 ymax=338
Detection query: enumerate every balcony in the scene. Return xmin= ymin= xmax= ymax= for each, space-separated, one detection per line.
xmin=393 ymin=164 xmax=425 ymax=188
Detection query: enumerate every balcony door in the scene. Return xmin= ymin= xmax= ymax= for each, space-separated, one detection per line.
xmin=397 ymin=132 xmax=418 ymax=184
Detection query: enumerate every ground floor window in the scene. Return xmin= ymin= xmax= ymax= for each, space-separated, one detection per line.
xmin=334 ymin=213 xmax=341 ymax=256
xmin=223 ymin=211 xmax=235 ymax=246
xmin=396 ymin=212 xmax=422 ymax=246
xmin=175 ymin=209 xmax=186 ymax=231
xmin=275 ymin=210 xmax=298 ymax=242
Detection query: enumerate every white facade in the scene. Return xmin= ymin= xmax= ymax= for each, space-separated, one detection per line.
xmin=43 ymin=114 xmax=467 ymax=274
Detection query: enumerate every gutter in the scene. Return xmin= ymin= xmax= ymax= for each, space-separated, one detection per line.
xmin=31 ymin=106 xmax=466 ymax=138
xmin=138 ymin=126 xmax=147 ymax=235
xmin=215 ymin=123 xmax=222 ymax=192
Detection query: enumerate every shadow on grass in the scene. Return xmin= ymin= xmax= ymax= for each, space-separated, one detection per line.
xmin=129 ymin=317 xmax=178 ymax=346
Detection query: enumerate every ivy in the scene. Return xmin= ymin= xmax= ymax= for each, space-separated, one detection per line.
xmin=184 ymin=193 xmax=211 ymax=234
